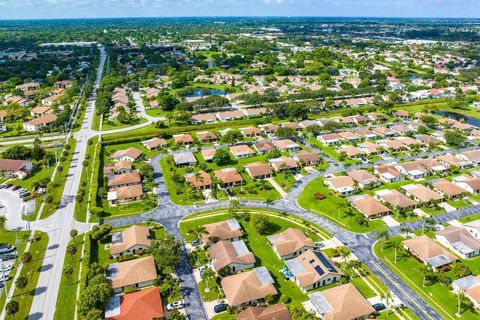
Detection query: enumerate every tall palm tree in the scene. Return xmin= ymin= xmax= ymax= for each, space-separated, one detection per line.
xmin=376 ymin=229 xmax=390 ymax=251
xmin=0 ymin=216 xmax=6 ymax=230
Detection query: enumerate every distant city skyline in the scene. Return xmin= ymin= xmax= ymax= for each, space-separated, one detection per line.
xmin=1 ymin=0 xmax=480 ymax=20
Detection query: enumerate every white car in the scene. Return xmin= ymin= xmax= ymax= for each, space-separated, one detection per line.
xmin=166 ymin=300 xmax=185 ymax=311
xmin=0 ymin=264 xmax=12 ymax=272
xmin=0 ymin=274 xmax=10 ymax=282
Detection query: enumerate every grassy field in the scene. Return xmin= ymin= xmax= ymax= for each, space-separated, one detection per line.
xmin=9 ymin=231 xmax=48 ymax=320
xmin=41 ymin=139 xmax=77 ymax=219
xmin=74 ymin=137 xmax=98 ymax=222
xmin=53 ymin=235 xmax=84 ymax=320
xmin=374 ymin=236 xmax=480 ymax=320
xmin=0 ymin=230 xmax=30 ymax=313
xmin=298 ymin=177 xmax=387 ymax=233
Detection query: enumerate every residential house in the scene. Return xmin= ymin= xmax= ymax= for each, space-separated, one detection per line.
xmin=106 ymin=256 xmax=157 ymax=293
xmin=374 ymin=165 xmax=403 ymax=183
xmin=317 ymin=133 xmax=341 ymax=146
xmin=110 ymin=225 xmax=151 ymax=258
xmin=402 ymin=184 xmax=443 ymax=203
xmin=403 ymin=235 xmax=458 ymax=270
xmin=435 ymin=226 xmax=480 ymax=259
xmin=464 ymin=219 xmax=480 ymax=240
xmin=105 ymin=287 xmax=164 ymax=320
xmin=348 ymin=170 xmax=381 ymax=188
xmin=214 ymin=168 xmax=244 ymax=187
xmin=338 ymin=145 xmax=363 ymax=158
xmin=30 ymin=106 xmax=53 ymax=118
xmin=378 ymin=139 xmax=405 ymax=152
xmin=110 ymin=148 xmax=142 ymax=162
xmin=437 ymin=155 xmax=473 ymax=170
xmin=173 ymin=133 xmax=194 ymax=146
xmin=452 ymin=175 xmax=480 ymax=194
xmin=142 ymin=137 xmax=167 ymax=150
xmin=451 ymin=275 xmax=480 ymax=310
xmin=236 ymin=305 xmax=291 ymax=320
xmin=351 ymin=195 xmax=390 ymax=219
xmin=431 ymin=180 xmax=467 ymax=199
xmin=373 ymin=126 xmax=396 ymax=137
xmin=229 ymin=145 xmax=255 ymax=159
xmin=355 ymin=128 xmax=379 ymax=140
xmin=325 ymin=176 xmax=355 ymax=196
xmin=201 ymin=219 xmax=243 ymax=245
xmin=253 ymin=141 xmax=275 ymax=154
xmin=173 ymin=151 xmax=197 ymax=167
xmin=242 ymin=107 xmax=267 ymax=118
xmin=267 ymin=228 xmax=314 ymax=260
xmin=272 ymin=139 xmax=300 ymax=152
xmin=191 ymin=113 xmax=217 ymax=124
xmin=104 ymin=161 xmax=132 ymax=177
xmin=417 ymin=158 xmax=449 ymax=175
xmin=221 ymin=267 xmax=278 ymax=307
xmin=208 ymin=240 xmax=255 ymax=273
xmin=292 ymin=151 xmax=320 ymax=166
xmin=358 ymin=141 xmax=381 ymax=155
xmin=374 ymin=189 xmax=417 ymax=209
xmin=396 ymin=161 xmax=429 ymax=180
xmin=107 ymin=185 xmax=143 ymax=205
xmin=197 ymin=131 xmax=218 ymax=144
xmin=244 ymin=162 xmax=273 ymax=179
xmin=0 ymin=159 xmax=33 ymax=179
xmin=240 ymin=127 xmax=261 ymax=138
xmin=54 ymin=80 xmax=72 ymax=89
xmin=259 ymin=124 xmax=279 ymax=135
xmin=337 ymin=131 xmax=361 ymax=143
xmin=284 ymin=250 xmax=343 ymax=292
xmin=390 ymin=124 xmax=412 ymax=134
xmin=458 ymin=150 xmax=480 ymax=164
xmin=218 ymin=111 xmax=244 ymax=121
xmin=23 ymin=114 xmax=58 ymax=132
xmin=184 ymin=170 xmax=212 ymax=189
xmin=108 ymin=172 xmax=142 ymax=190
xmin=200 ymin=148 xmax=216 ymax=162
xmin=393 ymin=110 xmax=409 ymax=121
xmin=304 ymin=283 xmax=375 ymax=320
xmin=268 ymin=156 xmax=298 ymax=172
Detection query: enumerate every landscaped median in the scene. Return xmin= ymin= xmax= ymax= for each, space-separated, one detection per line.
xmin=373 ymin=236 xmax=480 ymax=320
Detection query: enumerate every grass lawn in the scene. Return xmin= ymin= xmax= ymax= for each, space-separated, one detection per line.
xmin=102 ymin=194 xmax=158 ymax=219
xmin=298 ymin=177 xmax=386 ymax=233
xmin=307 ymin=137 xmax=360 ymax=166
xmin=41 ymin=139 xmax=77 ymax=219
xmin=53 ymin=235 xmax=83 ymax=320
xmin=74 ymin=137 xmax=98 ymax=222
xmin=0 ymin=230 xmax=30 ymax=313
xmin=104 ymin=141 xmax=162 ymax=164
xmin=145 ymin=108 xmax=169 ymax=118
xmin=9 ymin=231 xmax=48 ymax=320
xmin=273 ymin=172 xmax=297 ymax=192
xmin=102 ymin=117 xmax=148 ymax=131
xmin=374 ymin=237 xmax=480 ymax=320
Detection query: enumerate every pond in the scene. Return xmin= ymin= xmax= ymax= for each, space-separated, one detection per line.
xmin=436 ymin=110 xmax=480 ymax=127
xmin=185 ymin=88 xmax=227 ymax=98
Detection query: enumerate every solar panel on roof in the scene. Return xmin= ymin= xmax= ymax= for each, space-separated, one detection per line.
xmin=315 ymin=251 xmax=337 ymax=273
xmin=314 ymin=265 xmax=325 ymax=276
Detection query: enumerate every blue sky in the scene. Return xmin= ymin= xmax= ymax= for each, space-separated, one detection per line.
xmin=1 ymin=0 xmax=479 ymax=20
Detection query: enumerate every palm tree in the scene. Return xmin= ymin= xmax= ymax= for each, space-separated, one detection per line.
xmin=400 ymin=226 xmax=410 ymax=238
xmin=390 ymin=238 xmax=402 ymax=263
xmin=5 ymin=300 xmax=19 ymax=319
xmin=376 ymin=229 xmax=390 ymax=251
xmin=0 ymin=216 xmax=6 ymax=230
xmin=264 ymin=197 xmax=274 ymax=210
xmin=418 ymin=265 xmax=431 ymax=287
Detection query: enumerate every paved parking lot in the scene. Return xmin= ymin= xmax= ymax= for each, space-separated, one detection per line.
xmin=0 ymin=189 xmax=26 ymax=229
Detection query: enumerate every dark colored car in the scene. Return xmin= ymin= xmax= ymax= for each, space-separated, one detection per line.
xmin=0 ymin=253 xmax=17 ymax=261
xmin=373 ymin=303 xmax=386 ymax=312
xmin=214 ymin=304 xmax=228 ymax=313
xmin=191 ymin=240 xmax=201 ymax=247
xmin=11 ymin=186 xmax=20 ymax=191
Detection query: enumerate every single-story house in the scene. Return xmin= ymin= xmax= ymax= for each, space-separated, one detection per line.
xmin=395 ymin=161 xmax=429 ymax=180
xmin=105 ymin=287 xmax=164 ymax=320
xmin=284 ymin=250 xmax=343 ymax=292
xmin=104 ymin=161 xmax=132 ymax=177
xmin=464 ymin=219 xmax=480 ymax=240
xmin=184 ymin=170 xmax=212 ymax=189
xmin=267 ymin=228 xmax=314 ymax=260
xmin=214 ymin=168 xmax=244 ymax=187
xmin=108 ymin=172 xmax=142 ymax=190
xmin=236 ymin=305 xmax=291 ymax=320
xmin=229 ymin=145 xmax=255 ymax=159
xmin=451 ymin=275 xmax=480 ymax=310
xmin=23 ymin=114 xmax=58 ymax=132
xmin=110 ymin=225 xmax=151 ymax=258
xmin=351 ymin=195 xmax=390 ymax=219
xmin=107 ymin=185 xmax=144 ymax=205
xmin=431 ymin=180 xmax=467 ymax=199
xmin=435 ymin=226 xmax=480 ymax=259
xmin=201 ymin=219 xmax=243 ymax=245
xmin=221 ymin=267 xmax=278 ymax=307
xmin=402 ymin=184 xmax=443 ymax=203
xmin=0 ymin=159 xmax=33 ymax=179
xmin=208 ymin=240 xmax=255 ymax=273
xmin=197 ymin=131 xmax=218 ymax=143
xmin=173 ymin=133 xmax=194 ymax=146
xmin=268 ymin=156 xmax=298 ymax=172
xmin=348 ymin=170 xmax=381 ymax=188
xmin=403 ymin=235 xmax=457 ymax=270
xmin=106 ymin=256 xmax=157 ymax=293
xmin=173 ymin=151 xmax=197 ymax=167
xmin=304 ymin=283 xmax=375 ymax=320
xmin=244 ymin=162 xmax=273 ymax=179
xmin=317 ymin=133 xmax=341 ymax=146
xmin=292 ymin=151 xmax=320 ymax=166
xmin=324 ymin=176 xmax=355 ymax=196
xmin=110 ymin=148 xmax=142 ymax=162
xmin=253 ymin=141 xmax=275 ymax=154
xmin=358 ymin=141 xmax=381 ymax=154
xmin=240 ymin=127 xmax=261 ymax=138
xmin=452 ymin=175 xmax=480 ymax=194
xmin=374 ymin=165 xmax=403 ymax=183
xmin=374 ymin=189 xmax=417 ymax=209
xmin=272 ymin=139 xmax=300 ymax=152
xmin=142 ymin=137 xmax=167 ymax=150
xmin=200 ymin=148 xmax=216 ymax=162
xmin=191 ymin=113 xmax=217 ymax=124
xmin=437 ymin=155 xmax=473 ymax=170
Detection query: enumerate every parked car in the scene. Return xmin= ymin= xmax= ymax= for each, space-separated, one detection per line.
xmin=214 ymin=304 xmax=228 ymax=313
xmin=166 ymin=300 xmax=185 ymax=311
xmin=0 ymin=253 xmax=17 ymax=261
xmin=198 ymin=265 xmax=209 ymax=272
xmin=0 ymin=245 xmax=16 ymax=254
xmin=11 ymin=186 xmax=20 ymax=191
xmin=314 ymin=241 xmax=325 ymax=248
xmin=373 ymin=303 xmax=386 ymax=312
xmin=191 ymin=240 xmax=201 ymax=247
xmin=0 ymin=264 xmax=12 ymax=272
xmin=0 ymin=274 xmax=10 ymax=282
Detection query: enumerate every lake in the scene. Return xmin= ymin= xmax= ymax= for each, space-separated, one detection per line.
xmin=186 ymin=88 xmax=227 ymax=97
xmin=436 ymin=110 xmax=480 ymax=127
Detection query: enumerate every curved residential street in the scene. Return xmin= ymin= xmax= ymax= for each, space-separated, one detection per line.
xmin=1 ymin=45 xmax=479 ymax=320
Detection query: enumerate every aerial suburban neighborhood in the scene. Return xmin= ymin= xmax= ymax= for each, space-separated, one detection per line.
xmin=1 ymin=8 xmax=480 ymax=320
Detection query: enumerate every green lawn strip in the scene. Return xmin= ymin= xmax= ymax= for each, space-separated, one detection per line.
xmin=198 ymin=278 xmax=221 ymax=302
xmin=145 ymin=108 xmax=169 ymax=117
xmin=101 ymin=194 xmax=158 ymax=218
xmin=0 ymin=230 xmax=30 ymax=312
xmin=298 ymin=177 xmax=386 ymax=233
xmin=307 ymin=137 xmax=360 ymax=166
xmin=374 ymin=237 xmax=479 ymax=320
xmin=92 ymin=112 xmax=102 ymax=131
xmin=272 ymin=172 xmax=296 ymax=192
xmin=101 ymin=117 xmax=148 ymax=131
xmin=74 ymin=137 xmax=98 ymax=222
xmin=41 ymin=139 xmax=77 ymax=219
xmin=349 ymin=276 xmax=377 ymax=299
xmin=459 ymin=212 xmax=480 ymax=223
xmin=53 ymin=235 xmax=84 ymax=320
xmin=9 ymin=231 xmax=48 ymax=320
